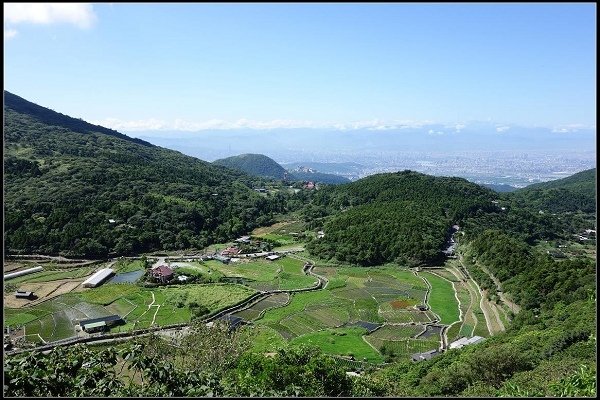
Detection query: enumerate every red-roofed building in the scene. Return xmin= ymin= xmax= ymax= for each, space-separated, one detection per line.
xmin=221 ymin=247 xmax=241 ymax=256
xmin=152 ymin=265 xmax=174 ymax=283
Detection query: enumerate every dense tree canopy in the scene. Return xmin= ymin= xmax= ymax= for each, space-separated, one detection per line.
xmin=4 ymin=98 xmax=289 ymax=257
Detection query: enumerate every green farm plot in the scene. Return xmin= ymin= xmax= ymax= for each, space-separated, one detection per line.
xmin=304 ymin=305 xmax=350 ymax=328
xmin=205 ymin=260 xmax=278 ymax=282
xmin=364 ymin=325 xmax=441 ymax=360
xmin=162 ymin=284 xmax=256 ymax=313
xmin=281 ymin=313 xmax=325 ymax=337
xmin=4 ymin=308 xmax=50 ymax=326
xmin=24 ymin=310 xmax=76 ymax=342
xmin=368 ymin=325 xmax=425 ymax=340
xmin=430 ymin=269 xmax=461 ymax=282
xmin=113 ymin=259 xmax=145 ymax=273
xmin=421 ymin=272 xmax=460 ymax=325
xmin=234 ymin=293 xmax=290 ymax=321
xmin=206 ymin=257 xmax=317 ymax=291
xmin=105 ymin=297 xmax=138 ymax=318
xmin=290 ymin=327 xmax=384 ymax=363
xmin=325 ymin=277 xmax=347 ymax=290
xmin=79 ymin=283 xmax=140 ymax=305
xmin=261 ymin=233 xmax=296 ymax=245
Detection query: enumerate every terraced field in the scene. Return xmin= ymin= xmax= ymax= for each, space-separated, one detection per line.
xmin=5 ymin=252 xmax=466 ymax=364
xmin=248 ymin=265 xmax=452 ymax=362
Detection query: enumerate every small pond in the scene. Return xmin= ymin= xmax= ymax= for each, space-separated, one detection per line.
xmin=109 ymin=269 xmax=145 ymax=284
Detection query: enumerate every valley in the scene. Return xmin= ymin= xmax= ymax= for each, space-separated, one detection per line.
xmin=3 ymin=91 xmax=596 ymax=397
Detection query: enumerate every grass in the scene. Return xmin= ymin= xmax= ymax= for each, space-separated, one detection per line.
xmin=290 ymin=327 xmax=384 ymax=363
xmin=79 ymin=283 xmax=140 ymax=305
xmin=247 ymin=325 xmax=288 ymax=353
xmin=114 ymin=259 xmax=145 ymax=273
xmin=4 ymin=308 xmax=50 ymax=326
xmin=422 ymin=272 xmax=460 ymax=325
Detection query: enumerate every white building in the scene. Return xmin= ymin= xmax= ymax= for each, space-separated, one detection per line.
xmin=448 ymin=336 xmax=485 ymax=350
xmin=82 ymin=268 xmax=114 ymax=288
xmin=4 ymin=266 xmax=44 ymax=280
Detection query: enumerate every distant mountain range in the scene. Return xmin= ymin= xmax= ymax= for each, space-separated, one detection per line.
xmin=134 ymin=122 xmax=596 ymax=162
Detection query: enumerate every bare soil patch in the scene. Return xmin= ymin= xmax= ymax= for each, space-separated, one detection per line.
xmin=252 ymin=221 xmax=289 ymax=236
xmin=390 ymin=299 xmax=411 ymax=309
xmin=4 ymin=279 xmax=86 ymax=308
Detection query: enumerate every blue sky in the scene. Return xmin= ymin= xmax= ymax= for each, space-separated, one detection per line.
xmin=3 ymin=3 xmax=596 ymax=132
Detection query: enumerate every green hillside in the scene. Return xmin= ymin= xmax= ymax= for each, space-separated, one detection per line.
xmin=213 ymin=153 xmax=288 ymax=180
xmin=4 ymin=92 xmax=283 ymax=257
xmin=307 ymin=170 xmax=497 ymax=266
xmin=289 ymin=170 xmax=350 ymax=184
xmin=509 ymin=168 xmax=596 ymax=213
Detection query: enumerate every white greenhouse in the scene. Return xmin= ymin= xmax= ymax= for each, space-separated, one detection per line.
xmin=81 ymin=268 xmax=115 ymax=288
xmin=4 ymin=266 xmax=43 ymax=280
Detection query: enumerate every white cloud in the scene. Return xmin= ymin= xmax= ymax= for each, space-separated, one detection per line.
xmin=551 ymin=123 xmax=596 ymax=133
xmin=4 ymin=3 xmax=96 ymax=29
xmin=4 ymin=28 xmax=18 ymax=40
xmin=91 ymin=118 xmax=167 ymax=131
xmin=90 ymin=117 xmax=442 ymax=132
xmin=496 ymin=126 xmax=510 ymax=133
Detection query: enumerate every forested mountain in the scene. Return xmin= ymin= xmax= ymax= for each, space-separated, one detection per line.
xmin=306 ymin=171 xmax=497 ymax=266
xmin=213 ymin=153 xmax=350 ymax=184
xmin=3 ymin=91 xmax=152 ymax=147
xmin=289 ymin=170 xmax=350 ymax=184
xmin=508 ymin=168 xmax=596 ymax=213
xmin=213 ymin=153 xmax=288 ymax=180
xmin=4 ymin=92 xmax=287 ymax=257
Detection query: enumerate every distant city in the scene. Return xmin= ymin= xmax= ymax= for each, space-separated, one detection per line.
xmin=135 ymin=122 xmax=595 ymax=189
xmin=276 ymin=150 xmax=596 ymax=189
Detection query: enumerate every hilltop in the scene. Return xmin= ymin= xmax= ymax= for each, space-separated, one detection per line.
xmin=214 ymin=153 xmax=351 ymax=184
xmin=213 ymin=153 xmax=288 ymax=180
xmin=307 ymin=170 xmax=497 ymax=266
xmin=4 ymin=92 xmax=283 ymax=257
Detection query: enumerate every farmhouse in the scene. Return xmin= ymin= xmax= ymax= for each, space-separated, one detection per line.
xmin=221 ymin=247 xmax=241 ymax=256
xmin=265 ymin=254 xmax=281 ymax=261
xmin=81 ymin=268 xmax=115 ymax=288
xmin=448 ymin=336 xmax=485 ymax=350
xmin=416 ymin=304 xmax=428 ymax=311
xmin=4 ymin=265 xmax=44 ymax=281
xmin=411 ymin=349 xmax=440 ymax=362
xmin=152 ymin=265 xmax=174 ymax=283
